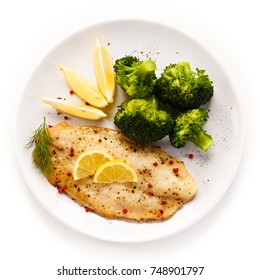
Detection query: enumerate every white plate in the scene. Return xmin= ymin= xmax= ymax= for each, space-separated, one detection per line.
xmin=15 ymin=19 xmax=243 ymax=243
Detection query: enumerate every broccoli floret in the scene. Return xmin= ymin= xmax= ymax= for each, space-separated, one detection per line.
xmin=169 ymin=108 xmax=213 ymax=151
xmin=114 ymin=55 xmax=157 ymax=99
xmin=155 ymin=61 xmax=213 ymax=110
xmin=114 ymin=96 xmax=173 ymax=144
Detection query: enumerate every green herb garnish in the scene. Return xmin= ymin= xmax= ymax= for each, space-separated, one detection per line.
xmin=26 ymin=117 xmax=53 ymax=176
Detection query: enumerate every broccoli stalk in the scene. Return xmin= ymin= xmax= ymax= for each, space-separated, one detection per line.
xmin=114 ymin=55 xmax=157 ymax=99
xmin=169 ymin=108 xmax=214 ymax=151
xmin=114 ymin=96 xmax=173 ymax=144
xmin=175 ymin=125 xmax=213 ymax=151
xmin=125 ymin=59 xmax=156 ymax=74
xmin=138 ymin=59 xmax=157 ymax=72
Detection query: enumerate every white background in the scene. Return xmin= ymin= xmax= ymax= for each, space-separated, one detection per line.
xmin=1 ymin=0 xmax=259 ymax=279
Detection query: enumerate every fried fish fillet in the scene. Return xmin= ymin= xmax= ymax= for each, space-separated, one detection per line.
xmin=47 ymin=122 xmax=197 ymax=221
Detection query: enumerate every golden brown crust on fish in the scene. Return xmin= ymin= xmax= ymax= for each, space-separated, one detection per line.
xmin=46 ymin=122 xmax=197 ymax=221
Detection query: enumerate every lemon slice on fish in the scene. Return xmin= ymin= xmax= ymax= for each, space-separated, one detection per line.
xmin=93 ymin=37 xmax=116 ymax=103
xmin=60 ymin=64 xmax=108 ymax=108
xmin=73 ymin=150 xmax=114 ymax=180
xmin=93 ymin=160 xmax=138 ymax=183
xmin=42 ymin=97 xmax=107 ymax=120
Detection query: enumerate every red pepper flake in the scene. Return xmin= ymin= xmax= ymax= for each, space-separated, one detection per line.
xmin=148 ymin=183 xmax=153 ymax=188
xmin=58 ymin=187 xmax=63 ymax=193
xmin=67 ymin=171 xmax=72 ymax=176
xmin=57 ymin=111 xmax=62 ymax=115
xmin=168 ymin=160 xmax=174 ymax=165
xmin=64 ymin=115 xmax=69 ymax=120
xmin=153 ymin=162 xmax=158 ymax=166
xmin=188 ymin=153 xmax=194 ymax=159
xmin=161 ymin=200 xmax=167 ymax=205
xmin=69 ymin=147 xmax=75 ymax=156
xmin=85 ymin=207 xmax=90 ymax=212
xmin=69 ymin=89 xmax=74 ymax=95
xmin=148 ymin=192 xmax=153 ymax=196
xmin=48 ymin=125 xmax=53 ymax=128
xmin=159 ymin=209 xmax=164 ymax=215
xmin=63 ymin=185 xmax=67 ymax=190
xmin=123 ymin=208 xmax=128 ymax=214
xmin=173 ymin=168 xmax=179 ymax=173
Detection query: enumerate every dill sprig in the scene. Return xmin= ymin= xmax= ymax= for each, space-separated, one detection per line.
xmin=26 ymin=117 xmax=53 ymax=176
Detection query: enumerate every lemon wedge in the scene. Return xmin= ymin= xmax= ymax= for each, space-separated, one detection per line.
xmin=59 ymin=64 xmax=108 ymax=108
xmin=93 ymin=160 xmax=138 ymax=183
xmin=42 ymin=97 xmax=107 ymax=120
xmin=73 ymin=150 xmax=114 ymax=180
xmin=93 ymin=37 xmax=116 ymax=103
